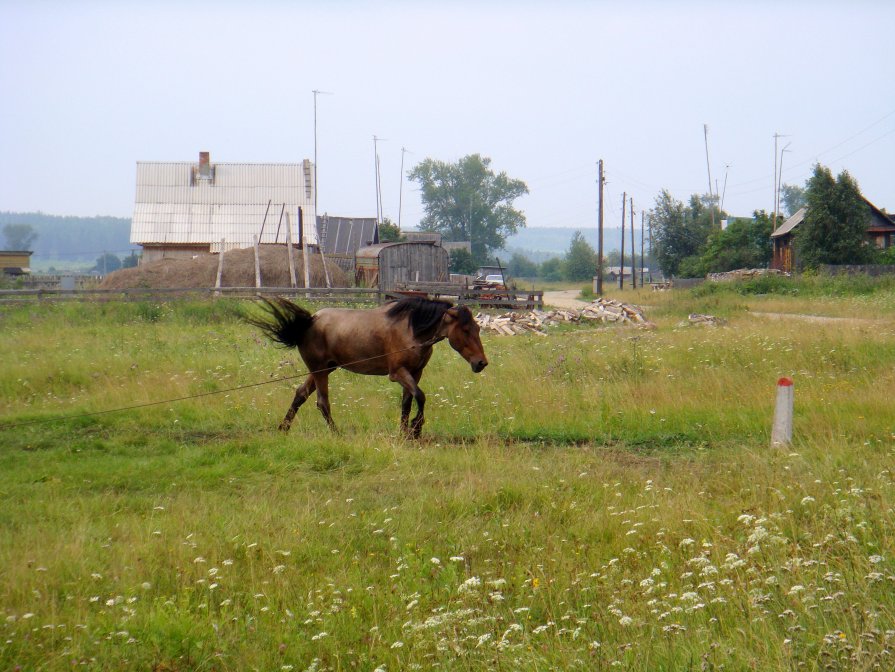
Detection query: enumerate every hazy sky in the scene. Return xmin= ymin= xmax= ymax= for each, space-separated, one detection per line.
xmin=2 ymin=0 xmax=893 ymax=231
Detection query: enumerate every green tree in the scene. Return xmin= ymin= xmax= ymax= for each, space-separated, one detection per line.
xmin=539 ymin=257 xmax=563 ymax=282
xmin=93 ymin=253 xmax=122 ymax=274
xmin=449 ymin=248 xmax=478 ymax=274
xmin=122 ymin=251 xmax=140 ymax=269
xmin=507 ymin=252 xmax=538 ymax=278
xmin=2 ymin=223 xmax=38 ymax=250
xmin=693 ymin=210 xmax=774 ymax=274
xmin=795 ymin=164 xmax=872 ymax=269
xmin=563 ymin=231 xmax=599 ymax=281
xmin=781 ymin=184 xmax=806 ymax=217
xmin=409 ymin=154 xmax=528 ymax=263
xmin=378 ymin=218 xmax=403 ymax=243
xmin=649 ymin=191 xmax=715 ymax=277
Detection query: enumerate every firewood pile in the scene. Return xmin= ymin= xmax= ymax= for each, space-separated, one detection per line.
xmin=687 ymin=313 xmax=726 ymax=326
xmin=475 ymin=298 xmax=651 ymax=336
xmin=580 ymin=298 xmax=650 ymax=325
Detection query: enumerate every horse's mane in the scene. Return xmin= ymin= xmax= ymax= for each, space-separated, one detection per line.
xmin=385 ymin=297 xmax=472 ymax=341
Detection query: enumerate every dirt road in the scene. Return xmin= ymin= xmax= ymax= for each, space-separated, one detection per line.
xmin=543 ymin=290 xmax=589 ymax=310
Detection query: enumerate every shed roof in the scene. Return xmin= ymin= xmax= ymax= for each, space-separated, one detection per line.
xmin=355 ymin=241 xmax=438 ymax=259
xmin=131 ymin=155 xmax=317 ymax=248
xmin=318 ymin=216 xmax=378 ymax=254
xmin=771 ymin=208 xmax=805 ymax=238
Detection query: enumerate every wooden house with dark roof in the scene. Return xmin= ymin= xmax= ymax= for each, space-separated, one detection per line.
xmin=771 ymin=198 xmax=895 ymax=272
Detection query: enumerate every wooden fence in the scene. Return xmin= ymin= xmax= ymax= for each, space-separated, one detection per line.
xmin=0 ymin=283 xmax=544 ymax=309
xmin=0 ymin=286 xmax=383 ymax=305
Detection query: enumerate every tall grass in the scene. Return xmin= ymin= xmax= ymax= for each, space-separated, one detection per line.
xmin=2 ymin=294 xmax=895 ymax=670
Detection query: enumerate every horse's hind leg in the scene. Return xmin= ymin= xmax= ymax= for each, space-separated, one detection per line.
xmin=313 ymin=372 xmax=336 ymax=431
xmin=400 ymin=388 xmax=413 ymax=432
xmin=279 ymin=374 xmax=316 ymax=432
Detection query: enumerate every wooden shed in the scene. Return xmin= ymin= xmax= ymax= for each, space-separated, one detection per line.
xmin=355 ymin=241 xmax=449 ymax=290
xmin=0 ymin=250 xmax=33 ymax=275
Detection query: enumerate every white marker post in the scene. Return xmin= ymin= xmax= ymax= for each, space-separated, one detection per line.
xmin=771 ymin=377 xmax=794 ymax=446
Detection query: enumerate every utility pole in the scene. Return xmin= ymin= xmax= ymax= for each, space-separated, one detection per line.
xmin=630 ymin=196 xmax=636 ymax=290
xmin=776 ymin=143 xmax=791 ymax=219
xmin=704 ymin=124 xmax=716 ymax=229
xmin=596 ymin=159 xmax=604 ymax=295
xmin=720 ymin=163 xmax=730 ymax=213
xmin=312 ymin=90 xmax=332 ymax=216
xmin=373 ymin=135 xmax=386 ymax=225
xmin=648 ymin=214 xmax=653 ymax=283
xmin=619 ymin=192 xmax=626 ymax=290
xmin=398 ymin=147 xmax=411 ymax=232
xmin=772 ymin=132 xmax=790 ymax=232
xmin=640 ymin=210 xmax=645 ymax=287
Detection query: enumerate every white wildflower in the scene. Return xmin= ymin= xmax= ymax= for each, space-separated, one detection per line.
xmin=459 ymin=576 xmax=482 ymax=593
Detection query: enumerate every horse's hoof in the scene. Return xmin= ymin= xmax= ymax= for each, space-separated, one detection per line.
xmin=278 ymin=423 xmax=291 ymax=432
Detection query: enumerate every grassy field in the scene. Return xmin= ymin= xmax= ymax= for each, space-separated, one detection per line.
xmin=2 ymin=280 xmax=895 ymax=670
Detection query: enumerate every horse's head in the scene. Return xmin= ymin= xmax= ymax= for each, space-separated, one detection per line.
xmin=443 ymin=305 xmax=488 ymax=373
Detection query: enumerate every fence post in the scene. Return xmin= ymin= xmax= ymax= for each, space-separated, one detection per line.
xmin=253 ymin=235 xmax=261 ymax=289
xmin=285 ymin=212 xmax=297 ymax=289
xmin=771 ymin=377 xmax=794 ymax=446
xmin=214 ymin=238 xmax=225 ymax=295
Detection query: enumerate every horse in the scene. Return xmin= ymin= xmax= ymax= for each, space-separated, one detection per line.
xmin=249 ymin=296 xmax=488 ymax=437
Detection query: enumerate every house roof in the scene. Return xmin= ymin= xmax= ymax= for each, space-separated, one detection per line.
xmin=317 ymin=216 xmax=378 ymax=254
xmin=771 ymin=199 xmax=895 ymax=238
xmin=131 ymin=156 xmax=317 ymax=248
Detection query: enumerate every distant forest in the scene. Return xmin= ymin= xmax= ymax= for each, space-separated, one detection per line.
xmin=0 ymin=211 xmax=640 ymax=267
xmin=0 ymin=211 xmax=136 ymax=262
xmin=501 ymin=226 xmax=642 ymax=262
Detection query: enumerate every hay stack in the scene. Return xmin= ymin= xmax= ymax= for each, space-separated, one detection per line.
xmin=101 ymin=245 xmax=349 ymax=290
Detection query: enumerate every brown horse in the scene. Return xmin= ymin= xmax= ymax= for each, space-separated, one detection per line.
xmin=249 ymin=296 xmax=488 ymax=437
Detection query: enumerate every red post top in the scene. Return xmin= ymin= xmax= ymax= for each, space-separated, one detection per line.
xmin=777 ymin=377 xmax=794 ymax=387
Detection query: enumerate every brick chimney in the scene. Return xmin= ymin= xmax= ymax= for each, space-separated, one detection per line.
xmin=199 ymin=151 xmax=211 ymax=178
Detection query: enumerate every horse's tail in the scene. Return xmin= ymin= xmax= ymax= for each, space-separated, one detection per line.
xmin=247 ymin=297 xmax=314 ymax=349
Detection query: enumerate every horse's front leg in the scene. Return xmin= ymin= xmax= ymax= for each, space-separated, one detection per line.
xmin=313 ymin=371 xmax=336 ymax=431
xmin=391 ymin=368 xmax=425 ymax=438
xmin=279 ymin=374 xmax=316 ymax=432
xmin=399 ymin=369 xmax=424 ymax=432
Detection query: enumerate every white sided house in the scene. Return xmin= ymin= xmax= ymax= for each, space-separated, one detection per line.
xmin=131 ymin=151 xmax=317 ymax=264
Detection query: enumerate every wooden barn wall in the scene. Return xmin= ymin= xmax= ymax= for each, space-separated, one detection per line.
xmin=380 ymin=245 xmax=449 ymax=290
